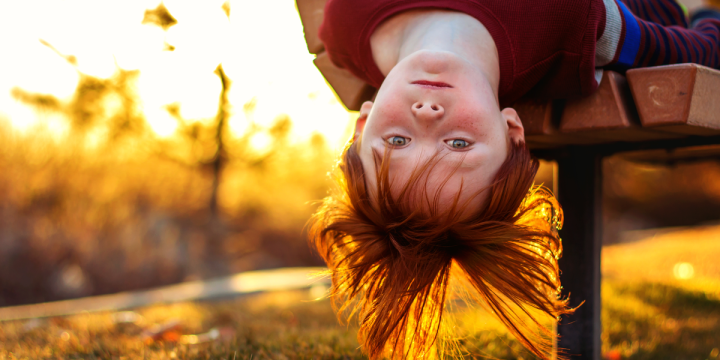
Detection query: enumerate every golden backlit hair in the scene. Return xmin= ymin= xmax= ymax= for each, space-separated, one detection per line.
xmin=308 ymin=138 xmax=573 ymax=359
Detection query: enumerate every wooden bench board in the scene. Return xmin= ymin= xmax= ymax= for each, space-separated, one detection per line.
xmin=313 ymin=52 xmax=376 ymax=111
xmin=561 ymin=71 xmax=637 ymax=132
xmin=513 ymin=72 xmax=681 ymax=148
xmin=559 ymin=71 xmax=682 ymax=143
xmin=627 ymin=64 xmax=720 ymax=136
xmin=297 ymin=0 xmax=327 ymax=54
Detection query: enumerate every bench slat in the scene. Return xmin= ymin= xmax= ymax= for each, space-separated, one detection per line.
xmin=515 ymin=99 xmax=604 ymax=148
xmin=314 ymin=52 xmax=376 ymax=111
xmin=296 ymin=0 xmax=327 ymax=54
xmin=515 ymin=99 xmax=554 ymax=135
xmin=627 ymin=63 xmax=720 ymax=136
xmin=562 ymin=71 xmax=636 ymax=132
xmin=560 ymin=71 xmax=679 ymax=142
xmin=619 ymin=144 xmax=720 ymax=164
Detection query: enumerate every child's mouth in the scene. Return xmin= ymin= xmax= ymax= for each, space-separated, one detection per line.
xmin=411 ymin=81 xmax=453 ymax=88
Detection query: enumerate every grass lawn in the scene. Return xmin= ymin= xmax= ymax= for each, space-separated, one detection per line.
xmin=0 ymin=225 xmax=719 ymax=359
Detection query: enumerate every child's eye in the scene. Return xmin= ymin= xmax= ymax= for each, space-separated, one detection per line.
xmin=446 ymin=139 xmax=470 ymax=148
xmin=387 ymin=136 xmax=409 ymax=146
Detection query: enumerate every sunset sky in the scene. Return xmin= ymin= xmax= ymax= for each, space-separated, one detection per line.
xmin=0 ymin=0 xmax=356 ymax=150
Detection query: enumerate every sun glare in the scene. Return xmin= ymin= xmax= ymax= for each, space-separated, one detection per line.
xmin=2 ymin=100 xmax=38 ymax=133
xmin=673 ymin=262 xmax=695 ymax=280
xmin=249 ymin=132 xmax=273 ymax=153
xmin=0 ymin=0 xmax=354 ymax=149
xmin=144 ymin=106 xmax=179 ymax=138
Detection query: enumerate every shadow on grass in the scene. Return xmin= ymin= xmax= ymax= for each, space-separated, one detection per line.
xmin=603 ymin=280 xmax=720 ymax=360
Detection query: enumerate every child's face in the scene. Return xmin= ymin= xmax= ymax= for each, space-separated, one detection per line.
xmin=355 ymin=50 xmax=524 ymax=213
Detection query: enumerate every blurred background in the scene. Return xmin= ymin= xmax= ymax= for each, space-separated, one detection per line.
xmin=1 ymin=1 xmax=719 ymax=358
xmin=0 ymin=0 xmax=718 ymax=311
xmin=0 ymin=0 xmax=356 ymax=306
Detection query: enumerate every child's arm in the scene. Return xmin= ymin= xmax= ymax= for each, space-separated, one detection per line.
xmin=620 ymin=0 xmax=688 ymax=27
xmin=608 ymin=0 xmax=720 ymax=70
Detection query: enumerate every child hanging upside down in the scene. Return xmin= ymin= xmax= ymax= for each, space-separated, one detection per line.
xmin=307 ymin=0 xmax=720 ymax=359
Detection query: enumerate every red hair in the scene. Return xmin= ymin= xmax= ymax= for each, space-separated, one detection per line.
xmin=308 ymin=138 xmax=573 ymax=359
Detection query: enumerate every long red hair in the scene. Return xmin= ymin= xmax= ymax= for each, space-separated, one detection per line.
xmin=308 ymin=138 xmax=573 ymax=359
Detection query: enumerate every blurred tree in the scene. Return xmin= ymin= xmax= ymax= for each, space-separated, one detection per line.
xmin=210 ymin=65 xmax=230 ymax=216
xmin=11 ymin=40 xmax=146 ymax=141
xmin=162 ymin=71 xmax=292 ymax=217
xmin=152 ymin=1 xmax=292 ymax=218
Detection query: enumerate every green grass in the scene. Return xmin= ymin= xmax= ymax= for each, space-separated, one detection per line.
xmin=602 ymin=281 xmax=720 ymax=360
xmin=1 ymin=225 xmax=720 ymax=359
xmin=599 ymin=225 xmax=720 ymax=360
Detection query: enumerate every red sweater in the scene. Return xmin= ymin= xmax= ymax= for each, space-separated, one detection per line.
xmin=318 ymin=0 xmax=607 ymax=107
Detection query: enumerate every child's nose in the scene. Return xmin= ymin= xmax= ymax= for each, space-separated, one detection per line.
xmin=411 ymin=102 xmax=444 ymax=121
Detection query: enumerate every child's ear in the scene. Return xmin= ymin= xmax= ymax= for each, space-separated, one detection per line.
xmin=354 ymin=101 xmax=373 ymax=141
xmin=501 ymin=107 xmax=525 ymax=145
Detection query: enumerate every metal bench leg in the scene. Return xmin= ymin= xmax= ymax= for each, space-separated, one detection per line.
xmin=556 ymin=152 xmax=603 ymax=359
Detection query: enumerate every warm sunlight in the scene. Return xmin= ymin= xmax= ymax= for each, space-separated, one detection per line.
xmin=144 ymin=105 xmax=180 ymax=138
xmin=249 ymin=132 xmax=273 ymax=153
xmin=0 ymin=0 xmax=354 ymax=148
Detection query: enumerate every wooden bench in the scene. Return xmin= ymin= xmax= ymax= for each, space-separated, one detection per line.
xmin=297 ymin=1 xmax=720 ymax=358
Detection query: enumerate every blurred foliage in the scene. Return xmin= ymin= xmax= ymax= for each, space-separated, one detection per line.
xmin=0 ymin=108 xmax=334 ymax=305
xmin=11 ymin=69 xmax=145 ymax=140
xmin=603 ymin=156 xmax=720 ymax=244
xmin=1 ymin=59 xmax=336 ymax=307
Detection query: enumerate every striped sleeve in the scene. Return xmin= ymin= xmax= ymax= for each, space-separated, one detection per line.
xmin=621 ymin=0 xmax=688 ymax=27
xmin=595 ymin=0 xmax=720 ymax=72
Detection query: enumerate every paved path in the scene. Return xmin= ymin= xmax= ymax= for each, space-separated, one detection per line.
xmin=0 ymin=267 xmax=329 ymax=322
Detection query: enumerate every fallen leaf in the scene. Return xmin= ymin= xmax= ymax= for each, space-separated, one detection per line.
xmin=141 ymin=319 xmax=182 ymax=344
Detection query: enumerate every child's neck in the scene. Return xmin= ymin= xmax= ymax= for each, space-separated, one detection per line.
xmin=370 ymin=9 xmax=500 ymax=94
